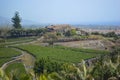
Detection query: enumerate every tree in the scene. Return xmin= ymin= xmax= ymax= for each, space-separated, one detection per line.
xmin=103 ymin=32 xmax=116 ymax=37
xmin=44 ymin=33 xmax=58 ymax=45
xmin=70 ymin=29 xmax=76 ymax=36
xmin=91 ymin=32 xmax=100 ymax=35
xmin=12 ymin=11 xmax=22 ymax=29
xmin=64 ymin=30 xmax=71 ymax=37
xmin=64 ymin=29 xmax=76 ymax=37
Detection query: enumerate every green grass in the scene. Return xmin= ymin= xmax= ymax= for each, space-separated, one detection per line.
xmin=5 ymin=62 xmax=26 ymax=75
xmin=0 ymin=47 xmax=21 ymax=67
xmin=0 ymin=37 xmax=36 ymax=67
xmin=0 ymin=58 xmax=12 ymax=67
xmin=0 ymin=40 xmax=33 ymax=48
xmin=0 ymin=39 xmax=34 ymax=47
xmin=16 ymin=44 xmax=109 ymax=63
xmin=0 ymin=47 xmax=21 ymax=57
xmin=0 ymin=36 xmax=37 ymax=47
xmin=5 ymin=36 xmax=37 ymax=42
xmin=54 ymin=45 xmax=109 ymax=54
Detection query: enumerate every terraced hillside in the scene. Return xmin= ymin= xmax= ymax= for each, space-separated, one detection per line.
xmin=0 ymin=47 xmax=21 ymax=67
xmin=16 ymin=44 xmax=109 ymax=63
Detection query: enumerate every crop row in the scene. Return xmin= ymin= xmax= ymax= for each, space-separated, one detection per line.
xmin=16 ymin=44 xmax=109 ymax=63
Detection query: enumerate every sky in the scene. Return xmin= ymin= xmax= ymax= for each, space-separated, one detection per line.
xmin=0 ymin=0 xmax=120 ymax=25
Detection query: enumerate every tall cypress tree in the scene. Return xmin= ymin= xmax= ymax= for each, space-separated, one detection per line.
xmin=12 ymin=11 xmax=22 ymax=29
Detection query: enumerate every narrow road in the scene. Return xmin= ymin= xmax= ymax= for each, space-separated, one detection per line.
xmin=1 ymin=53 xmax=24 ymax=70
xmin=1 ymin=47 xmax=36 ymax=73
xmin=1 ymin=36 xmax=43 ymax=71
xmin=16 ymin=48 xmax=36 ymax=72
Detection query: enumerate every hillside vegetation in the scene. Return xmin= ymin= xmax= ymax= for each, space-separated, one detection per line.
xmin=16 ymin=44 xmax=109 ymax=63
xmin=0 ymin=47 xmax=21 ymax=66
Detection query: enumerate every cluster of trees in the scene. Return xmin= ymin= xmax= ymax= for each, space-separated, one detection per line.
xmin=91 ymin=31 xmax=119 ymax=40
xmin=0 ymin=28 xmax=47 ymax=38
xmin=91 ymin=32 xmax=100 ymax=35
xmin=43 ymin=33 xmax=58 ymax=45
xmin=0 ymin=12 xmax=48 ymax=39
xmin=102 ymin=32 xmax=119 ymax=39
xmin=91 ymin=31 xmax=117 ymax=37
xmin=64 ymin=29 xmax=76 ymax=37
xmin=9 ymin=28 xmax=47 ymax=38
xmin=105 ymin=32 xmax=117 ymax=37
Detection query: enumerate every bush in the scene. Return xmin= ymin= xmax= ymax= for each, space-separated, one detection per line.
xmin=91 ymin=32 xmax=100 ymax=35
xmin=34 ymin=58 xmax=62 ymax=76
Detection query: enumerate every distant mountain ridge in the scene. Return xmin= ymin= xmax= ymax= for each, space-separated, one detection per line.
xmin=0 ymin=16 xmax=11 ymax=25
xmin=0 ymin=16 xmax=120 ymax=29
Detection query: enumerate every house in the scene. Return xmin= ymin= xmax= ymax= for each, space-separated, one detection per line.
xmin=46 ymin=24 xmax=72 ymax=33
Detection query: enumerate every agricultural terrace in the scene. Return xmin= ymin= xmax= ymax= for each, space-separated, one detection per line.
xmin=0 ymin=47 xmax=21 ymax=67
xmin=0 ymin=37 xmax=37 ymax=47
xmin=5 ymin=63 xmax=26 ymax=76
xmin=16 ymin=44 xmax=109 ymax=63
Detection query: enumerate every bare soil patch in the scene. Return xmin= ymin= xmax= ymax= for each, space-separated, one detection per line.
xmin=54 ymin=40 xmax=115 ymax=50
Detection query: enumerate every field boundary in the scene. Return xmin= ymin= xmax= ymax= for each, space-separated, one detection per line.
xmin=1 ymin=53 xmax=23 ymax=70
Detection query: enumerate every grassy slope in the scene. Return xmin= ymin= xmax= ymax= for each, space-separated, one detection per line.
xmin=0 ymin=47 xmax=21 ymax=66
xmin=54 ymin=45 xmax=109 ymax=54
xmin=5 ymin=63 xmax=26 ymax=75
xmin=17 ymin=44 xmax=109 ymax=63
xmin=0 ymin=37 xmax=37 ymax=47
xmin=0 ymin=48 xmax=21 ymax=57
xmin=5 ymin=37 xmax=36 ymax=42
xmin=0 ymin=58 xmax=12 ymax=67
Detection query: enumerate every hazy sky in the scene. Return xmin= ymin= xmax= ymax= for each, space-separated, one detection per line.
xmin=0 ymin=0 xmax=120 ymax=24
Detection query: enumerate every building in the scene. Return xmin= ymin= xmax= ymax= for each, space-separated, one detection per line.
xmin=46 ymin=24 xmax=72 ymax=33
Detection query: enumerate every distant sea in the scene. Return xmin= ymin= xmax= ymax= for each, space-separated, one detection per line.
xmin=72 ymin=24 xmax=120 ymax=30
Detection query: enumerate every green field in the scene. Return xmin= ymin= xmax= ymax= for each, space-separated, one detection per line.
xmin=0 ymin=48 xmax=21 ymax=57
xmin=0 ymin=39 xmax=33 ymax=47
xmin=5 ymin=36 xmax=37 ymax=42
xmin=0 ymin=37 xmax=37 ymax=47
xmin=0 ymin=47 xmax=21 ymax=66
xmin=54 ymin=45 xmax=109 ymax=54
xmin=16 ymin=44 xmax=109 ymax=63
xmin=5 ymin=63 xmax=26 ymax=76
xmin=0 ymin=58 xmax=12 ymax=67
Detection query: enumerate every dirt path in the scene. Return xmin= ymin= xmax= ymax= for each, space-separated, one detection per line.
xmin=0 ymin=37 xmax=43 ymax=72
xmin=1 ymin=52 xmax=24 ymax=70
xmin=1 ymin=47 xmax=36 ymax=73
xmin=18 ymin=49 xmax=36 ymax=72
